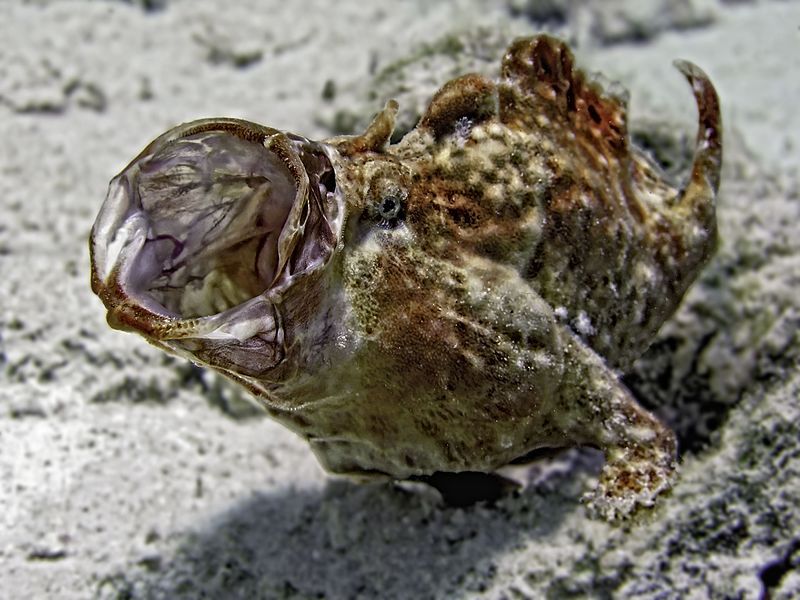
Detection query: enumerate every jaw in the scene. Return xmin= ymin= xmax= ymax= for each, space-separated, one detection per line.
xmin=90 ymin=118 xmax=343 ymax=373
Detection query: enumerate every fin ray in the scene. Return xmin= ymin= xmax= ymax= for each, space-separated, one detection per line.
xmin=499 ymin=35 xmax=631 ymax=160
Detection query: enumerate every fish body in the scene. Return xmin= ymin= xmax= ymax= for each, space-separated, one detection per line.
xmin=91 ymin=35 xmax=721 ymax=518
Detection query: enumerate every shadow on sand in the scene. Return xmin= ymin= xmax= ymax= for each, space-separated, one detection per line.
xmin=121 ymin=450 xmax=602 ymax=599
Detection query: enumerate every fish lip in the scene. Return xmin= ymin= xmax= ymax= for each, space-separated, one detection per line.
xmin=90 ymin=118 xmax=344 ymax=347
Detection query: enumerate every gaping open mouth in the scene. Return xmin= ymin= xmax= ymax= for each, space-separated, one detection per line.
xmin=90 ymin=119 xmax=340 ymax=343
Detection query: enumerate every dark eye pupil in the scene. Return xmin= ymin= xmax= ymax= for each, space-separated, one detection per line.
xmin=380 ymin=196 xmax=399 ymax=218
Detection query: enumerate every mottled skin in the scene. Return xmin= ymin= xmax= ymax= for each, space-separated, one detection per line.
xmin=90 ymin=36 xmax=721 ymax=518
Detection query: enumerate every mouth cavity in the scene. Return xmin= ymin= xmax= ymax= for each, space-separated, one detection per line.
xmin=91 ymin=121 xmax=338 ymax=337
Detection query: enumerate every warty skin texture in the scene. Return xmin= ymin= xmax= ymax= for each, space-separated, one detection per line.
xmin=90 ymin=35 xmax=721 ymax=518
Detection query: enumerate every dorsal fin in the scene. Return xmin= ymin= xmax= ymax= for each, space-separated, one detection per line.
xmin=334 ymin=100 xmax=398 ymax=156
xmin=418 ymin=73 xmax=498 ymax=141
xmin=499 ymin=35 xmax=630 ymax=159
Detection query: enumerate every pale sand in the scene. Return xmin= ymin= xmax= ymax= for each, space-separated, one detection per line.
xmin=1 ymin=1 xmax=798 ymax=598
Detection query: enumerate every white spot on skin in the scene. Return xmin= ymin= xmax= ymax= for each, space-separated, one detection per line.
xmin=634 ymin=262 xmax=655 ymax=286
xmin=486 ymin=183 xmax=505 ymax=205
xmin=572 ymin=311 xmax=595 ymax=338
xmin=628 ymin=425 xmax=657 ymax=443
xmin=434 ymin=146 xmax=452 ymax=168
xmin=487 ymin=123 xmax=505 ymax=139
xmin=531 ymin=350 xmax=553 ymax=369
xmin=469 ymin=125 xmax=487 ymax=142
xmin=336 ymin=332 xmax=349 ymax=349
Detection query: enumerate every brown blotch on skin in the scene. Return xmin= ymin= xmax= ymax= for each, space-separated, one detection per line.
xmin=418 ymin=74 xmax=498 ymax=141
xmin=499 ymin=36 xmax=629 ymax=158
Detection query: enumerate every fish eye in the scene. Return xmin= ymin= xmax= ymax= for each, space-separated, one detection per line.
xmin=376 ymin=193 xmax=405 ymax=228
xmin=379 ymin=195 xmax=402 ymax=220
xmin=367 ymin=169 xmax=409 ymax=229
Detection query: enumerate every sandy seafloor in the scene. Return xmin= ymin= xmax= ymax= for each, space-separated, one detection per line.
xmin=1 ymin=1 xmax=799 ymax=598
